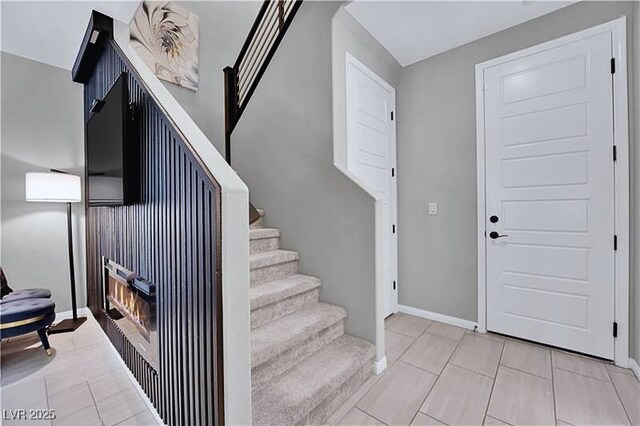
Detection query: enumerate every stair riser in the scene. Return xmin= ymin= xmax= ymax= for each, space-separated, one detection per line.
xmin=302 ymin=361 xmax=374 ymax=426
xmin=251 ymin=261 xmax=298 ymax=285
xmin=252 ymin=321 xmax=344 ymax=390
xmin=250 ymin=237 xmax=280 ymax=254
xmin=252 ymin=289 xmax=320 ymax=329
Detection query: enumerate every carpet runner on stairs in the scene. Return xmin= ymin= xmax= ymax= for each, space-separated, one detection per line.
xmin=249 ymin=210 xmax=375 ymax=425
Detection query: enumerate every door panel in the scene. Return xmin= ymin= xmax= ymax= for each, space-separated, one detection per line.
xmin=346 ymin=55 xmax=398 ymax=317
xmin=484 ymin=32 xmax=615 ymax=359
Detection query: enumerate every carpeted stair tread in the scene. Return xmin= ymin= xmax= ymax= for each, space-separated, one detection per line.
xmin=252 ymin=335 xmax=375 ymax=426
xmin=250 ymin=250 xmax=299 ymax=270
xmin=250 ymin=274 xmax=321 ymax=311
xmin=250 ymin=228 xmax=280 ymax=240
xmin=251 ymin=303 xmax=346 ymax=367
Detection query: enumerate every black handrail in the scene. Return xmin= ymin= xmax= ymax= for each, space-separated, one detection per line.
xmin=224 ymin=0 xmax=303 ymax=165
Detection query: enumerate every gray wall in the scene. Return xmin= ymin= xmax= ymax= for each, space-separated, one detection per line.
xmin=332 ymin=6 xmax=401 ymax=173
xmin=161 ymin=1 xmax=260 ymax=155
xmin=396 ymin=1 xmax=637 ymax=323
xmin=1 ymin=52 xmax=85 ymax=313
xmin=232 ymin=1 xmax=377 ymax=342
xmin=633 ymin=0 xmax=640 ymax=365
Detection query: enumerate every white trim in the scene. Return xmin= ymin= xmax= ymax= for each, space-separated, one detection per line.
xmin=398 ymin=304 xmax=478 ymax=330
xmin=345 ymin=52 xmax=398 ymax=369
xmin=628 ymin=358 xmax=640 ymax=381
xmin=373 ymin=356 xmax=387 ymax=375
xmin=54 ymin=307 xmax=92 ymax=323
xmin=475 ymin=17 xmax=629 ymax=366
xmin=112 ymin=20 xmax=252 ymax=423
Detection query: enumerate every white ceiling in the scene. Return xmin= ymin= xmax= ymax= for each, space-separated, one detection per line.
xmin=1 ymin=1 xmax=141 ymax=70
xmin=345 ymin=1 xmax=578 ymax=67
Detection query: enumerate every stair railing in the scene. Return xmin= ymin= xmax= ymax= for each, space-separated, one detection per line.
xmin=224 ymin=0 xmax=303 ymax=165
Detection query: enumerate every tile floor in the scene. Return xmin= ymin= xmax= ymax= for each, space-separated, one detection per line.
xmin=0 ymin=315 xmax=161 ymax=426
xmin=327 ymin=313 xmax=640 ymax=426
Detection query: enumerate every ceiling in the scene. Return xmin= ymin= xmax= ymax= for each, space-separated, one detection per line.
xmin=345 ymin=1 xmax=577 ymax=67
xmin=1 ymin=1 xmax=141 ymax=70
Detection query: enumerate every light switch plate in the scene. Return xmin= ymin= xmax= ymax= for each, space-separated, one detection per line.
xmin=429 ymin=202 xmax=437 ymax=215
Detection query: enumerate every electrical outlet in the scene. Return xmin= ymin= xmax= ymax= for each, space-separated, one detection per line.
xmin=429 ymin=202 xmax=437 ymax=215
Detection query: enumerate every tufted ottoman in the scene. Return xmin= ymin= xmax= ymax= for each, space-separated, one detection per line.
xmin=0 ymin=298 xmax=56 ymax=355
xmin=2 ymin=288 xmax=52 ymax=303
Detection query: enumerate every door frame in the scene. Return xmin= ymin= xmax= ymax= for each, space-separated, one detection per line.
xmin=345 ymin=52 xmax=399 ymax=318
xmin=474 ymin=17 xmax=629 ymax=366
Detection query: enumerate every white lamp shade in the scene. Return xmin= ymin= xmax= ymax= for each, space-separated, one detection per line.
xmin=25 ymin=172 xmax=82 ymax=203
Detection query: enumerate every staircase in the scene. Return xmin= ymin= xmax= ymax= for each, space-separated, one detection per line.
xmin=249 ymin=210 xmax=375 ymax=425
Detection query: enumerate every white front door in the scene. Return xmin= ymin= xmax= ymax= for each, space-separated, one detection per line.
xmin=483 ymin=31 xmax=615 ymax=358
xmin=346 ymin=53 xmax=398 ymax=318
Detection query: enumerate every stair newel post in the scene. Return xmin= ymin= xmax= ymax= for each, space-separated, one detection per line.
xmin=223 ymin=65 xmax=239 ymax=165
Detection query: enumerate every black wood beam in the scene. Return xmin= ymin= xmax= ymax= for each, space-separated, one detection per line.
xmin=72 ymin=10 xmax=113 ymax=83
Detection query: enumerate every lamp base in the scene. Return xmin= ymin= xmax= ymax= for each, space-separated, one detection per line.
xmin=48 ymin=317 xmax=87 ymax=334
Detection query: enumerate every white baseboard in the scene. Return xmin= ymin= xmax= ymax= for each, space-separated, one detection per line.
xmin=629 ymin=358 xmax=640 ymax=381
xmin=398 ymin=305 xmax=478 ymax=330
xmin=81 ymin=311 xmax=164 ymax=425
xmin=54 ymin=307 xmax=92 ymax=323
xmin=374 ymin=356 xmax=387 ymax=375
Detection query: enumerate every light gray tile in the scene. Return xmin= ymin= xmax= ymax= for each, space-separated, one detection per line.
xmin=386 ymin=330 xmax=416 ymax=364
xmin=116 ymin=409 xmax=162 ymax=425
xmin=465 ymin=330 xmax=505 ymax=344
xmin=357 ymin=361 xmax=437 ymax=425
xmin=385 ymin=314 xmax=400 ymax=329
xmin=400 ymin=332 xmax=458 ymax=375
xmin=96 ymin=387 xmax=147 ymax=426
xmin=450 ymin=334 xmax=503 ymax=378
xmin=554 ymin=368 xmax=629 ymax=425
xmin=425 ymin=322 xmax=465 ymax=341
xmin=421 ymin=364 xmax=493 ymax=425
xmin=89 ymin=371 xmax=136 ymax=402
xmin=411 ymin=412 xmax=446 ymax=425
xmin=609 ymin=369 xmax=640 ymax=425
xmin=487 ymin=366 xmax=554 ymax=425
xmin=47 ymin=382 xmax=95 ymax=420
xmin=326 ymin=374 xmax=381 ymax=425
xmin=500 ymin=340 xmax=551 ymax=379
xmin=607 ymin=364 xmax=636 ymax=377
xmin=53 ymin=404 xmax=101 ymax=426
xmin=387 ymin=314 xmax=432 ymax=338
xmin=484 ymin=416 xmax=510 ymax=425
xmin=552 ymin=351 xmax=610 ymax=382
xmin=1 ymin=376 xmax=48 ymax=409
xmin=337 ymin=408 xmax=385 ymax=425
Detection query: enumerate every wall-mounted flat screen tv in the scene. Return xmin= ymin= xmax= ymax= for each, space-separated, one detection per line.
xmin=86 ymin=72 xmax=139 ymax=206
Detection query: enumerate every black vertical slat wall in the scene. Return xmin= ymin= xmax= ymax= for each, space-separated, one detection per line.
xmin=84 ymin=41 xmax=224 ymax=426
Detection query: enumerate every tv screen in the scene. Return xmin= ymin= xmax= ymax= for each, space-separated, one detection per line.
xmin=86 ymin=73 xmax=138 ymax=206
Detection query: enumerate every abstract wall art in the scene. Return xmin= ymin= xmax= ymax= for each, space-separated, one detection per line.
xmin=130 ymin=1 xmax=199 ymax=91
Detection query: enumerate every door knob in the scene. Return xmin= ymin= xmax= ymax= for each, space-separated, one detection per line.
xmin=489 ymin=231 xmax=508 ymax=239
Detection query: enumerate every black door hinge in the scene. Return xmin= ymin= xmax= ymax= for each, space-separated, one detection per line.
xmin=393 ymin=280 xmax=396 ymax=290
xmin=611 ymin=58 xmax=616 ymax=74
xmin=613 ymin=145 xmax=617 ymax=161
xmin=391 ymin=111 xmax=394 ymax=121
xmin=391 ymin=167 xmax=395 ymax=177
xmin=613 ymin=322 xmax=618 ymax=338
xmin=614 ymin=235 xmax=618 ymax=251
xmin=392 ymin=224 xmax=396 ymax=234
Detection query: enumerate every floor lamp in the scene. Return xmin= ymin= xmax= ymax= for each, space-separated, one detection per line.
xmin=25 ymin=170 xmax=87 ymax=333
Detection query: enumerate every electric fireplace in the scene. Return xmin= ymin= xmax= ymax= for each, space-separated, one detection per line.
xmin=103 ymin=258 xmax=158 ymax=370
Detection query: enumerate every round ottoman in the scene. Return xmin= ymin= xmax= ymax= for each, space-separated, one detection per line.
xmin=0 ymin=298 xmax=56 ymax=355
xmin=2 ymin=288 xmax=52 ymax=303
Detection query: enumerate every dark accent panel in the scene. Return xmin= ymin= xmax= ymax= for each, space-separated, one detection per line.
xmin=72 ymin=11 xmax=113 ymax=84
xmin=84 ymin=41 xmax=224 ymax=425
